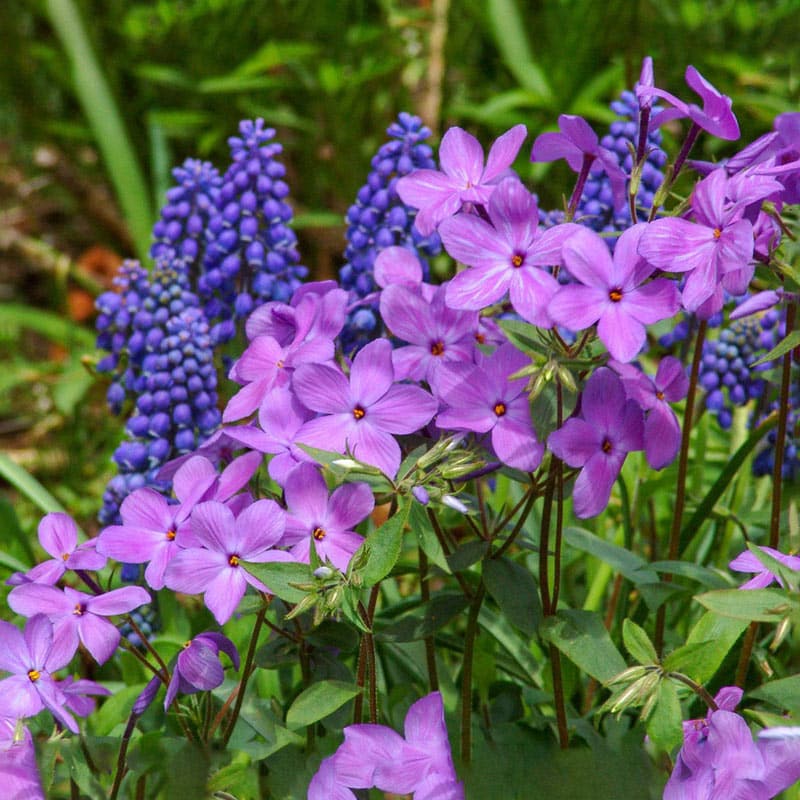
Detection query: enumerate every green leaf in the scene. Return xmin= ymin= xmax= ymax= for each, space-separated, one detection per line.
xmin=648 ymin=560 xmax=732 ymax=590
xmin=478 ymin=606 xmax=539 ymax=681
xmin=540 ymin=609 xmax=627 ymax=683
xmin=0 ymin=304 xmax=95 ymax=348
xmin=497 ymin=318 xmax=547 ymax=355
xmin=749 ymin=674 xmax=800 ymax=713
xmin=409 ymin=502 xmax=450 ymax=573
xmin=285 ymin=680 xmax=361 ymax=729
xmin=357 ymin=499 xmax=410 ymax=587
xmin=446 ymin=539 xmax=489 ymax=572
xmin=622 ymin=620 xmax=658 ymax=666
xmin=483 ymin=557 xmax=541 ymax=636
xmin=646 ymin=679 xmax=684 ymax=751
xmin=243 ymin=562 xmax=313 ymax=604
xmin=749 ymin=329 xmax=800 ymax=367
xmin=0 ymin=496 xmax=35 ymax=567
xmin=694 ymin=588 xmax=793 ymax=622
xmin=564 ymin=526 xmax=658 ymax=583
xmin=0 ymin=453 xmax=66 ymax=514
xmin=377 ymin=593 xmax=469 ymax=642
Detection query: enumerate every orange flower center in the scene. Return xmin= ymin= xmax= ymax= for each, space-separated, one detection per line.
xmin=61 ymin=553 xmax=70 ymax=562
xmin=511 ymin=254 xmax=523 ymax=268
xmin=713 ymin=228 xmax=722 ymax=239
xmin=166 ymin=529 xmax=176 ymax=541
xmin=656 ymin=390 xmax=665 ymax=400
xmin=312 ymin=526 xmax=327 ymax=541
xmin=602 ymin=438 xmax=613 ymax=454
xmin=609 ymin=288 xmax=623 ymax=303
xmin=73 ymin=603 xmax=85 ymax=616
xmin=28 ymin=669 xmax=40 ymax=683
xmin=229 ymin=554 xmax=240 ymax=567
xmin=430 ymin=340 xmax=445 ymax=356
xmin=353 ymin=405 xmax=366 ymax=420
xmin=493 ymin=402 xmax=507 ymax=417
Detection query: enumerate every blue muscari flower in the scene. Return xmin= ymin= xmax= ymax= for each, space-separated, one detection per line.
xmin=339 ymin=111 xmax=442 ymax=353
xmin=201 ymin=118 xmax=308 ymax=344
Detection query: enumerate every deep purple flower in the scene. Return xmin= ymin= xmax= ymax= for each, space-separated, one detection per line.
xmin=548 ymin=368 xmax=644 ymax=518
xmin=164 ymin=632 xmax=239 ymax=709
xmin=640 ymin=65 xmax=740 ymax=140
xmin=282 ymin=463 xmax=374 ymax=572
xmin=0 ymin=615 xmax=79 ymax=733
xmin=436 ymin=343 xmax=544 ymax=471
xmin=396 ymin=124 xmax=527 ymax=236
xmin=7 ymin=513 xmax=106 ymax=587
xmin=293 ymin=338 xmax=438 ymax=478
xmin=549 ymin=224 xmax=679 ymax=361
xmin=164 ymin=499 xmax=291 ymax=624
xmin=8 ymin=584 xmax=150 ymax=665
xmin=438 ymin=178 xmax=578 ymax=326
xmin=729 ymin=546 xmax=800 ymax=590
xmin=0 ymin=717 xmax=44 ymax=800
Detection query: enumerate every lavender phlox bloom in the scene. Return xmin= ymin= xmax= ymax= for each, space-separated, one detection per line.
xmin=729 ymin=290 xmax=783 ymax=321
xmin=548 ymin=368 xmax=644 ymax=518
xmin=438 ymin=177 xmax=578 ymax=326
xmin=549 ymin=224 xmax=679 ymax=361
xmin=612 ymin=356 xmax=688 ymax=469
xmin=7 ymin=512 xmax=106 ymax=587
xmin=308 ymin=757 xmax=356 ymax=800
xmin=665 ymin=688 xmax=800 ymax=800
xmin=164 ymin=632 xmax=239 ymax=709
xmin=0 ymin=717 xmax=44 ymax=800
xmin=317 ymin=691 xmax=463 ymax=799
xmin=396 ymin=124 xmax=527 ymax=236
xmin=0 ymin=615 xmax=79 ymax=733
xmin=293 ymin=338 xmax=438 ymax=478
xmin=8 ymin=583 xmax=150 ymax=665
xmin=164 ymin=499 xmax=291 ymax=624
xmin=380 ymin=283 xmax=477 ymax=389
xmin=639 ymin=65 xmax=740 ymax=140
xmin=728 ymin=546 xmax=800 ymax=590
xmin=59 ymin=676 xmax=111 ymax=717
xmin=436 ymin=344 xmax=544 ymax=471
xmin=282 ymin=463 xmax=374 ymax=572
xmin=637 ymin=169 xmax=754 ymax=312
xmin=530 ymin=115 xmax=628 ymax=210
xmin=374 ymin=246 xmax=424 ymax=289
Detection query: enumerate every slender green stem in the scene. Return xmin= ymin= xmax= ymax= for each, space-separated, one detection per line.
xmin=538 ymin=461 xmax=558 ymax=616
xmin=735 ymin=621 xmax=759 ymax=688
xmin=492 ymin=485 xmax=537 ymax=560
xmin=549 ymin=644 xmax=570 ymax=748
xmin=221 ymin=605 xmax=267 ymax=747
xmin=667 ymin=671 xmax=719 ymax=712
xmin=123 ymin=614 xmax=170 ymax=678
xmin=109 ymin=708 xmax=141 ymax=800
xmin=419 ymin=549 xmax=439 ymax=692
xmin=461 ymin=582 xmax=486 ymax=765
xmin=655 ymin=320 xmax=707 ymax=655
xmin=550 ymin=382 xmax=565 ymax=611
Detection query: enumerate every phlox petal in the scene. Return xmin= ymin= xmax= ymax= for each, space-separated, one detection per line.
xmin=573 ymin=451 xmax=625 ymax=518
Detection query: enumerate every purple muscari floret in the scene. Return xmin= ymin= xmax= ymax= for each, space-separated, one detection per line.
xmin=613 ymin=356 xmax=688 ymax=470
xmin=164 ymin=499 xmax=292 ymax=625
xmin=201 ymin=119 xmax=308 ymax=344
xmin=531 ymin=114 xmax=628 ymax=212
xmin=0 ymin=717 xmax=45 ymax=800
xmin=728 ymin=546 xmax=800 ymax=590
xmin=548 ymin=368 xmax=644 ymax=518
xmin=7 ymin=512 xmax=105 ymax=586
xmin=549 ymin=224 xmax=679 ymax=361
xmin=665 ymin=689 xmax=800 ymax=799
xmin=640 ymin=65 xmax=740 ymax=141
xmin=438 ymin=177 xmax=578 ymax=326
xmin=380 ymin=282 xmax=477 ymax=389
xmin=397 ymin=123 xmax=527 ymax=236
xmin=8 ymin=584 xmax=150 ymax=665
xmin=0 ymin=615 xmax=79 ymax=733
xmin=340 ymin=112 xmax=442 ymax=354
xmin=282 ymin=463 xmax=374 ymax=572
xmin=164 ymin=632 xmax=239 ymax=709
xmin=151 ymin=158 xmax=222 ymax=263
xmin=638 ymin=169 xmax=756 ymax=313
xmin=293 ymin=338 xmax=438 ymax=478
xmin=436 ymin=343 xmax=544 ymax=472
xmin=311 ymin=691 xmax=463 ymax=799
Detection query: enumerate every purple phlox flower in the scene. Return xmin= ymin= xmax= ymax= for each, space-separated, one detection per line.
xmin=549 ymin=224 xmax=679 ymax=361
xmin=380 ymin=283 xmax=477 ymax=388
xmin=548 ymin=367 xmax=644 ymax=518
xmin=729 ymin=545 xmax=800 ymax=590
xmin=97 ymin=453 xmax=227 ymax=590
xmin=281 ymin=463 xmax=374 ymax=572
xmin=436 ymin=343 xmax=543 ymax=472
xmin=665 ymin=700 xmax=800 ymax=800
xmin=612 ymin=355 xmax=688 ymax=469
xmin=637 ymin=169 xmax=754 ymax=312
xmin=639 ymin=65 xmax=740 ymax=140
xmin=730 ymin=289 xmax=783 ymax=321
xmin=308 ymin=757 xmax=356 ymax=800
xmin=374 ymin=245 xmax=424 ymax=289
xmin=7 ymin=512 xmax=106 ymax=587
xmin=751 ymin=211 xmax=783 ymax=263
xmin=0 ymin=614 xmax=79 ymax=733
xmin=164 ymin=632 xmax=239 ymax=709
xmin=530 ymin=115 xmax=628 ymax=211
xmin=396 ymin=123 xmax=527 ymax=236
xmin=59 ymin=676 xmax=111 ymax=717
xmin=0 ymin=717 xmax=45 ymax=800
xmin=8 ymin=583 xmax=150 ymax=665
xmin=164 ymin=499 xmax=291 ymax=624
xmin=246 ymin=281 xmax=348 ymax=345
xmin=438 ymin=177 xmax=579 ymax=326
xmin=223 ymin=324 xmax=335 ymax=423
xmin=318 ymin=691 xmax=463 ymax=798
xmin=293 ymin=338 xmax=438 ymax=478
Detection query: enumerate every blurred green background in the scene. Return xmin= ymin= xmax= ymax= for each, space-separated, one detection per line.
xmin=0 ymin=0 xmax=798 ymax=530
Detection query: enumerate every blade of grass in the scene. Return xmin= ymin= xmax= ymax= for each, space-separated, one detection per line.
xmin=45 ymin=0 xmax=153 ymax=260
xmin=0 ymin=453 xmax=66 ymax=515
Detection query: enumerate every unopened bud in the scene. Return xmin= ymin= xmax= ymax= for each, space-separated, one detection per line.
xmin=313 ymin=566 xmax=334 ymax=580
xmin=412 ymin=485 xmax=430 ymax=505
xmin=441 ymin=494 xmax=468 ymax=514
xmin=286 ymin=593 xmax=318 ymax=620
